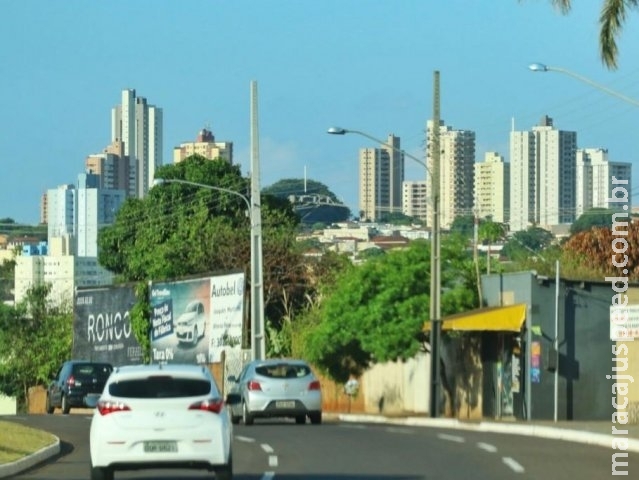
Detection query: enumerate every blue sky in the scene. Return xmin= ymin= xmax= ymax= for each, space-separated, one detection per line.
xmin=2 ymin=1 xmax=639 ymax=224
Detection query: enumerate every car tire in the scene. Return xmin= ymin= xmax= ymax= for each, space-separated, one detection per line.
xmin=309 ymin=412 xmax=322 ymax=425
xmin=45 ymin=394 xmax=54 ymax=414
xmin=215 ymin=451 xmax=233 ymax=480
xmin=61 ymin=394 xmax=71 ymax=415
xmin=230 ymin=412 xmax=241 ymax=425
xmin=90 ymin=465 xmax=113 ymax=480
xmin=295 ymin=415 xmax=306 ymax=424
xmin=242 ymin=401 xmax=254 ymax=426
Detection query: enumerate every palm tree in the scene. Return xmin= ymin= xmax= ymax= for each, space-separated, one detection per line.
xmin=545 ymin=0 xmax=638 ymax=69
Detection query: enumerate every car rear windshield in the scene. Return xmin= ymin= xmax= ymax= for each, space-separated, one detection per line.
xmin=72 ymin=363 xmax=112 ymax=378
xmin=255 ymin=364 xmax=311 ymax=379
xmin=108 ymin=375 xmax=212 ymax=398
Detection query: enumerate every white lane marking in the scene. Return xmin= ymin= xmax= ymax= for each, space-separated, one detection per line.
xmin=437 ymin=433 xmax=465 ymax=443
xmin=502 ymin=456 xmax=525 ymax=473
xmin=385 ymin=427 xmax=414 ymax=434
xmin=261 ymin=443 xmax=275 ymax=454
xmin=236 ymin=435 xmax=255 ymax=443
xmin=268 ymin=454 xmax=278 ymax=467
xmin=261 ymin=472 xmax=276 ymax=480
xmin=477 ymin=442 xmax=498 ymax=453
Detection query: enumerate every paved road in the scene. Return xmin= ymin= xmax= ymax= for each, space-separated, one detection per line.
xmin=6 ymin=415 xmax=638 ymax=479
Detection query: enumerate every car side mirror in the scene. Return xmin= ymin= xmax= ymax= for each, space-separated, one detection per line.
xmin=225 ymin=393 xmax=241 ymax=405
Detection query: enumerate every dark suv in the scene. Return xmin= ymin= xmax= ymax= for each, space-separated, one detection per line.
xmin=46 ymin=360 xmax=113 ymax=414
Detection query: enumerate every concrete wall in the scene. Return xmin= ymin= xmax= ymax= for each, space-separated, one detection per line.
xmin=616 ymin=287 xmax=639 ymax=425
xmin=361 ymin=352 xmax=430 ymax=415
xmin=0 ymin=394 xmax=16 ymax=415
xmin=482 ymin=272 xmax=628 ymax=421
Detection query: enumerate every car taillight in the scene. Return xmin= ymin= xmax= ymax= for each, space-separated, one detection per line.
xmin=247 ymin=380 xmax=262 ymax=391
xmin=96 ymin=400 xmax=131 ymax=416
xmin=189 ymin=398 xmax=224 ymax=414
xmin=97 ymin=400 xmax=130 ymax=416
xmin=309 ymin=380 xmax=321 ymax=391
xmin=66 ymin=375 xmax=75 ymax=387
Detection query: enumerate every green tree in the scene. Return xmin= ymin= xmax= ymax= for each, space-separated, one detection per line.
xmin=263 ymin=178 xmax=339 ymax=202
xmin=541 ymin=0 xmax=638 ymax=69
xmin=478 ymin=220 xmax=506 ymax=274
xmin=377 ymin=212 xmax=421 ymax=225
xmin=0 ymin=284 xmax=72 ymax=411
xmin=450 ymin=215 xmax=476 ymax=238
xmin=570 ymin=208 xmax=616 ymax=234
xmin=98 ymin=155 xmax=310 ymax=358
xmin=302 ymin=237 xmax=478 ymax=383
xmin=0 ymin=258 xmax=16 ymax=302
xmin=501 ymin=226 xmax=554 ymax=261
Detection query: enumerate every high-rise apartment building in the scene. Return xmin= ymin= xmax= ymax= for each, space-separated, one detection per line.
xmin=40 ymin=192 xmax=48 ymax=225
xmin=474 ymin=152 xmax=510 ymax=224
xmin=85 ymin=140 xmax=131 ymax=193
xmin=427 ymin=120 xmax=475 ymax=229
xmin=576 ymin=148 xmax=632 ymax=217
xmin=46 ymin=173 xmax=126 ymax=257
xmin=402 ymin=181 xmax=428 ymax=222
xmin=111 ymin=89 xmax=163 ymax=198
xmin=358 ymin=134 xmax=404 ymax=222
xmin=76 ymin=172 xmax=126 ymax=257
xmin=510 ymin=116 xmax=577 ymax=232
xmin=173 ymin=128 xmax=233 ymax=164
xmin=47 ymin=184 xmax=75 ymax=253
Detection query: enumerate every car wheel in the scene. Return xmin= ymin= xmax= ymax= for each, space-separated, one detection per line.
xmin=192 ymin=326 xmax=198 ymax=346
xmin=309 ymin=412 xmax=322 ymax=425
xmin=90 ymin=465 xmax=113 ymax=480
xmin=45 ymin=394 xmax=54 ymax=414
xmin=61 ymin=394 xmax=71 ymax=415
xmin=242 ymin=401 xmax=254 ymax=426
xmin=215 ymin=451 xmax=233 ymax=480
xmin=295 ymin=415 xmax=306 ymax=424
xmin=230 ymin=412 xmax=241 ymax=425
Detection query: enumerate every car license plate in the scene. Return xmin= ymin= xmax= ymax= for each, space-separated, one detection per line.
xmin=275 ymin=400 xmax=295 ymax=408
xmin=143 ymin=441 xmax=178 ymax=453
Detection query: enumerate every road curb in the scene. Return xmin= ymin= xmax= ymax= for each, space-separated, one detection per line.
xmin=0 ymin=437 xmax=60 ymax=479
xmin=335 ymin=414 xmax=639 ymax=453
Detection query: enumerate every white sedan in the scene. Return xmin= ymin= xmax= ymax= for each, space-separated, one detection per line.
xmin=88 ymin=364 xmax=233 ymax=480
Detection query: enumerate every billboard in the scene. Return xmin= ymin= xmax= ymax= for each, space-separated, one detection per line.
xmin=149 ymin=272 xmax=245 ymax=364
xmin=610 ymin=305 xmax=639 ymax=339
xmin=73 ymin=285 xmax=143 ymax=366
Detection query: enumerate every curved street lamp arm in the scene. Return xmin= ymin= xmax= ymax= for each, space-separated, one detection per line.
xmin=532 ymin=64 xmax=639 ymax=108
xmin=337 ymin=128 xmax=430 ymax=172
xmin=154 ymin=177 xmax=252 ymax=212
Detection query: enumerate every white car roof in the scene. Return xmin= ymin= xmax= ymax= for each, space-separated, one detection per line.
xmin=109 ymin=364 xmax=213 ymax=381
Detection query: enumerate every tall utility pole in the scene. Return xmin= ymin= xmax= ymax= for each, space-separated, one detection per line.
xmin=429 ymin=71 xmax=442 ymax=418
xmin=250 ymin=80 xmax=266 ymax=361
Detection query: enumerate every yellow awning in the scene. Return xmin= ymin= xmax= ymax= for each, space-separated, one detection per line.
xmin=423 ymin=303 xmax=527 ymax=332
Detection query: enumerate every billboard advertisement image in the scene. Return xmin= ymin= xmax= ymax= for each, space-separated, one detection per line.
xmin=150 ymin=272 xmax=245 ymax=364
xmin=73 ymin=285 xmax=143 ymax=366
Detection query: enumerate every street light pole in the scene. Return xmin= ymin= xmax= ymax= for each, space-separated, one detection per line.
xmin=529 ymin=63 xmax=639 ymax=107
xmin=327 ymin=70 xmax=443 ymax=417
xmin=151 ymin=177 xmax=265 ymax=361
xmin=429 ymin=70 xmax=442 ymax=418
xmin=250 ymin=80 xmax=266 ymax=361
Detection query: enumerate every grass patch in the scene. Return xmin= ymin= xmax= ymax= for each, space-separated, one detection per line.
xmin=0 ymin=420 xmax=57 ymax=464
